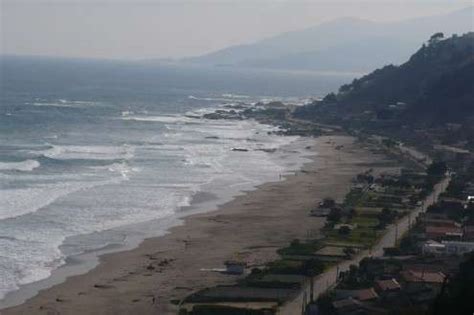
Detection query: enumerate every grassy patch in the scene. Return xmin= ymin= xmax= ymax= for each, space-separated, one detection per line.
xmin=351 ymin=216 xmax=379 ymax=227
xmin=277 ymin=240 xmax=323 ymax=256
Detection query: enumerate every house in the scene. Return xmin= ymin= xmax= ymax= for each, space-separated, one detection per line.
xmin=424 ymin=226 xmax=463 ymax=240
xmin=422 ymin=240 xmax=446 ymax=256
xmin=334 ymin=288 xmax=379 ymax=302
xmin=332 ymin=297 xmax=387 ymax=315
xmin=184 ymin=285 xmax=298 ymax=304
xmin=374 ymin=279 xmax=401 ymax=294
xmin=400 ymin=270 xmax=446 ymax=287
xmin=418 ymin=212 xmax=450 ymax=221
xmin=443 ymin=241 xmax=474 ymax=255
xmin=224 ymin=261 xmax=246 ymax=275
xmin=420 ymin=217 xmax=459 ymax=228
xmin=400 ymin=269 xmax=446 ymax=295
xmin=422 ymin=240 xmax=474 ymax=256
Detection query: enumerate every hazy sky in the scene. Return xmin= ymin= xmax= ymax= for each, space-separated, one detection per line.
xmin=1 ymin=0 xmax=472 ymax=59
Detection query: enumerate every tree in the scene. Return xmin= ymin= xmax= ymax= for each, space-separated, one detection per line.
xmin=427 ymin=161 xmax=447 ymax=177
xmin=433 ymin=252 xmax=474 ymax=315
xmin=348 ymin=208 xmax=357 ymax=220
xmin=429 ymin=32 xmax=444 ymax=45
xmin=344 ymin=247 xmax=355 ymax=257
xmin=339 ymin=226 xmax=351 ymax=236
xmin=378 ymin=207 xmax=396 ymax=228
xmin=321 ymin=197 xmax=336 ymax=208
xmin=323 ymin=93 xmax=338 ymax=103
xmin=327 ymin=208 xmax=342 ymax=223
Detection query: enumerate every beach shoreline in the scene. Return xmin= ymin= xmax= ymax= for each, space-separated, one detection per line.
xmin=2 ymin=135 xmax=391 ymax=315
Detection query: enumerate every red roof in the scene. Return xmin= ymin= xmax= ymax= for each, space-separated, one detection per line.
xmin=355 ymin=288 xmax=379 ymax=301
xmin=401 ymin=270 xmax=446 ymax=284
xmin=425 ymin=226 xmax=462 ymax=237
xmin=375 ymin=279 xmax=401 ymax=291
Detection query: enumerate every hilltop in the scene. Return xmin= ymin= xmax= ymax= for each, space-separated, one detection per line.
xmin=295 ymin=32 xmax=474 ymax=127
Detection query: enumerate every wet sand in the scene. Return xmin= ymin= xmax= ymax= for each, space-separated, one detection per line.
xmin=3 ymin=135 xmax=392 ymax=315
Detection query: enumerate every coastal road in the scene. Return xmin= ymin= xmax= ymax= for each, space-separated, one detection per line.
xmin=278 ymin=174 xmax=450 ymax=315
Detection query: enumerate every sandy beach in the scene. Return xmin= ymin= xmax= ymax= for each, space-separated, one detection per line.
xmin=2 ymin=135 xmax=394 ymax=315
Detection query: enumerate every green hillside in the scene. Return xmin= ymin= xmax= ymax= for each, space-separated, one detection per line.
xmin=295 ymin=32 xmax=474 ymax=126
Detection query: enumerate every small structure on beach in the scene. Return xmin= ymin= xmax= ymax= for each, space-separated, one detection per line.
xmin=310 ymin=207 xmax=332 ymax=217
xmin=224 ymin=260 xmax=246 ymax=275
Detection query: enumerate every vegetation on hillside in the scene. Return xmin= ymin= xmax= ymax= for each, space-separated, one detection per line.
xmin=295 ymin=32 xmax=474 ymax=126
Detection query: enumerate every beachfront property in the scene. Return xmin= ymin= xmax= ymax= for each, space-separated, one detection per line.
xmin=424 ymin=225 xmax=463 ymax=240
xmin=333 ymin=288 xmax=379 ymax=302
xmin=374 ymin=279 xmax=401 ymax=295
xmin=331 ymin=297 xmax=387 ymax=315
xmin=178 ymin=152 xmax=459 ymax=315
xmin=400 ymin=269 xmax=446 ymax=294
xmin=422 ymin=240 xmax=474 ymax=256
xmin=468 ymin=196 xmax=474 ymax=204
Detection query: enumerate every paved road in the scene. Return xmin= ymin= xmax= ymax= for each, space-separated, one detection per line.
xmin=278 ymin=175 xmax=450 ymax=315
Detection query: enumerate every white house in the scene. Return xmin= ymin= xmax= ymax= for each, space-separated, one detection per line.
xmin=443 ymin=241 xmax=474 ymax=255
xmin=467 ymin=196 xmax=474 ymax=204
xmin=422 ymin=240 xmax=474 ymax=256
xmin=422 ymin=240 xmax=446 ymax=256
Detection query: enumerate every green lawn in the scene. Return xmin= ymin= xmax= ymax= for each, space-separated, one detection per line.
xmin=351 ymin=216 xmax=379 ymax=227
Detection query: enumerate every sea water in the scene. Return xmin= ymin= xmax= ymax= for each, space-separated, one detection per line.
xmin=0 ymin=56 xmax=354 ymax=303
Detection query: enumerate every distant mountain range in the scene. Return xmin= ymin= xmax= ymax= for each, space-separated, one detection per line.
xmin=179 ymin=7 xmax=473 ymax=72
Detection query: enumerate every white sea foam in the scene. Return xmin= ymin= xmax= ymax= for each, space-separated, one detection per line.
xmin=188 ymin=95 xmax=241 ymax=102
xmin=38 ymin=145 xmax=134 ymax=161
xmin=221 ymin=93 xmax=250 ymax=99
xmin=121 ymin=115 xmax=194 ymax=124
xmin=0 ymin=101 xmax=313 ymax=305
xmin=30 ymin=99 xmax=98 ymax=108
xmin=90 ymin=162 xmax=140 ymax=180
xmin=0 ymin=174 xmax=129 ymax=221
xmin=0 ymin=160 xmax=40 ymax=172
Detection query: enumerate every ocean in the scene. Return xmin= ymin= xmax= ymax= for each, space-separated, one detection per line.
xmin=0 ymin=56 xmax=355 ymax=304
